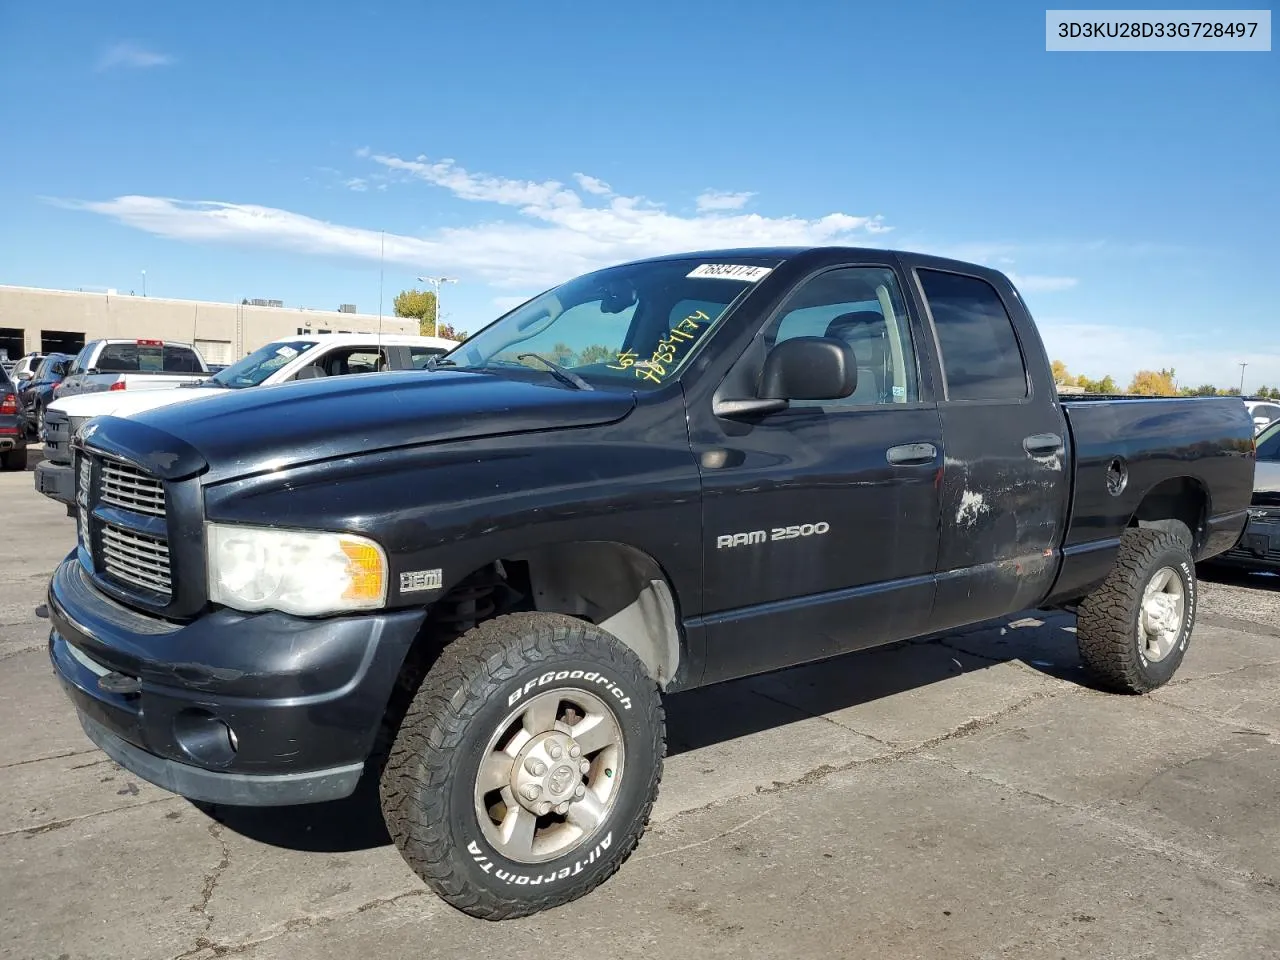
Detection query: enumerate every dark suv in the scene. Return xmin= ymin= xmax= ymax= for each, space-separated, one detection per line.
xmin=0 ymin=366 xmax=29 ymax=470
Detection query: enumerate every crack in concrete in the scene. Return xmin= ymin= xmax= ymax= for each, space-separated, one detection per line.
xmin=0 ymin=643 xmax=46 ymax=664
xmin=192 ymin=820 xmax=231 ymax=936
xmin=1144 ymin=694 xmax=1280 ymax=740
xmin=0 ymin=747 xmax=98 ymax=770
xmin=1165 ymin=658 xmax=1280 ymax=688
xmin=169 ymin=890 xmax=430 ymax=959
xmin=919 ymin=754 xmax=1280 ymax=898
xmin=674 ymin=688 xmax=1066 ymax=816
xmin=5 ymin=795 xmax=179 ymax=839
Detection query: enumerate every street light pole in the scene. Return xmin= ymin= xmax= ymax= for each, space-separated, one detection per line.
xmin=141 ymin=269 xmax=147 ymax=297
xmin=1239 ymin=362 xmax=1248 ymax=395
xmin=417 ymin=276 xmax=457 ymax=337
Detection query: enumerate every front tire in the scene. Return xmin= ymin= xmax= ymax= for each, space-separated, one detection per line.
xmin=380 ymin=612 xmax=665 ymax=920
xmin=1076 ymin=527 xmax=1197 ymax=693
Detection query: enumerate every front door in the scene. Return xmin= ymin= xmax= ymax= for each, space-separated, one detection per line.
xmin=689 ymin=263 xmax=944 ymax=685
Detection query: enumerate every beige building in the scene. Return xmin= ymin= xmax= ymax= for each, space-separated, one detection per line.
xmin=0 ymin=285 xmax=417 ymax=366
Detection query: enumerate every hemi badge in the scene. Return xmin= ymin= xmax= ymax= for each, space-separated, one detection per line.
xmin=400 ymin=569 xmax=444 ymax=593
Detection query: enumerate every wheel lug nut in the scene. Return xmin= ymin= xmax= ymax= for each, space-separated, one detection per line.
xmin=549 ymin=745 xmax=563 ymax=760
xmin=579 ymin=759 xmax=590 ymax=774
xmin=537 ymin=801 xmax=552 ymax=815
xmin=569 ymin=744 xmax=581 ymax=759
xmin=555 ymin=801 xmax=570 ymax=815
xmin=574 ymin=784 xmax=586 ymax=799
xmin=522 ymin=784 xmax=541 ymax=801
xmin=525 ymin=759 xmax=547 ymax=776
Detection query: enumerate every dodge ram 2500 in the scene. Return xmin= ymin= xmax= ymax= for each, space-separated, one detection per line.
xmin=46 ymin=247 xmax=1255 ymax=921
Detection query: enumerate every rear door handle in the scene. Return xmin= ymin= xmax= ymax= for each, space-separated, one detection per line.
xmin=886 ymin=442 xmax=939 ymax=466
xmin=1023 ymin=433 xmax=1064 ymax=456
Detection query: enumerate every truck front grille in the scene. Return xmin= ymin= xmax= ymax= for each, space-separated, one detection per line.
xmin=100 ymin=459 xmax=166 ymax=517
xmin=77 ymin=450 xmax=173 ymax=604
xmin=100 ymin=523 xmax=172 ymax=594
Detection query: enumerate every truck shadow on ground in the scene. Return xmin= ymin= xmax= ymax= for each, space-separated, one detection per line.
xmin=198 ymin=610 xmax=1088 ymax=854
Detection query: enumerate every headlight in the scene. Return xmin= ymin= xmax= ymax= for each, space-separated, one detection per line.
xmin=206 ymin=523 xmax=388 ymax=616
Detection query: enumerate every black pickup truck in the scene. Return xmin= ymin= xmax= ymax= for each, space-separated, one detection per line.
xmin=47 ymin=247 xmax=1255 ymax=920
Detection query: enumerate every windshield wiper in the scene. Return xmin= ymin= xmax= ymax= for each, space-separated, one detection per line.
xmin=517 ymin=354 xmax=593 ymax=391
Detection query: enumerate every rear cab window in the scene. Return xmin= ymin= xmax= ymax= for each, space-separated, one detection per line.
xmin=917 ymin=270 xmax=1028 ymax=401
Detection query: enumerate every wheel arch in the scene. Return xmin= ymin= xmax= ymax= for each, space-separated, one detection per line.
xmin=1127 ymin=475 xmax=1210 ymax=554
xmin=406 ymin=539 xmax=689 ymax=692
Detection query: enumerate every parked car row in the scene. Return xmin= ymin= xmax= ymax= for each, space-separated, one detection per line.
xmin=0 ymin=364 xmax=29 ymax=470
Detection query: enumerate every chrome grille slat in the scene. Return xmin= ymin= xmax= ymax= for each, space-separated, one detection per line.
xmin=78 ymin=452 xmax=174 ymax=601
xmin=100 ymin=459 xmax=166 ymax=517
xmin=101 ymin=525 xmax=172 ymax=593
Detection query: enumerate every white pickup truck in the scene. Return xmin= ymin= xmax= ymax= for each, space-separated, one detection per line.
xmin=53 ymin=339 xmax=211 ymax=399
xmin=36 ymin=332 xmax=458 ymax=509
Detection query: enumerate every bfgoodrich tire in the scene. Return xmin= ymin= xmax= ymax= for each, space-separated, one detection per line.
xmin=379 ymin=612 xmax=665 ymax=920
xmin=1076 ymin=527 xmax=1197 ymax=693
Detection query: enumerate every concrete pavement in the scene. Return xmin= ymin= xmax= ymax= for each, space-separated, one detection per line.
xmin=2 ymin=449 xmax=1278 ymax=959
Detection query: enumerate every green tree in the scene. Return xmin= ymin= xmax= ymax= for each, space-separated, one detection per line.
xmin=1050 ymin=359 xmax=1070 ymax=383
xmin=393 ymin=287 xmax=438 ymax=329
xmin=577 ymin=344 xmax=615 ymax=366
xmin=1182 ymin=383 xmax=1219 ymax=396
xmin=1128 ymin=368 xmax=1178 ymax=396
xmin=1078 ymin=374 xmax=1118 ymax=394
xmin=436 ymin=321 xmax=469 ymax=342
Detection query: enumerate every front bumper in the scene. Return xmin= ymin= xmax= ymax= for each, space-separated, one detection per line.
xmin=1213 ymin=513 xmax=1280 ymax=572
xmin=48 ymin=553 xmax=426 ymax=806
xmin=35 ymin=459 xmax=73 ymax=505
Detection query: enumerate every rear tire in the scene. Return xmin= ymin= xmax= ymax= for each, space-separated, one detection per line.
xmin=379 ymin=612 xmax=665 ymax=920
xmin=1076 ymin=528 xmax=1197 ymax=693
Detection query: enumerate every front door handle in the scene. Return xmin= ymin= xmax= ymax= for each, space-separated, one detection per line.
xmin=1023 ymin=433 xmax=1064 ymax=456
xmin=886 ymin=442 xmax=938 ymax=466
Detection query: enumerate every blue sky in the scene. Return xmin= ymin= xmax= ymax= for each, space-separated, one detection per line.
xmin=1 ymin=1 xmax=1275 ymax=388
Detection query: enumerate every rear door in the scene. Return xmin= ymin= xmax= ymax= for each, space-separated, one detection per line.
xmin=907 ymin=264 xmax=1070 ymax=630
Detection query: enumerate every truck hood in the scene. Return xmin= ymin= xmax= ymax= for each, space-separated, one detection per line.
xmin=51 ymin=385 xmax=221 ymax=420
xmin=86 ymin=370 xmax=637 ymax=482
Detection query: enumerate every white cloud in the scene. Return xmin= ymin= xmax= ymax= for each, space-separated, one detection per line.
xmin=64 ymin=154 xmax=892 ymax=289
xmin=695 ymin=190 xmax=755 ymax=212
xmin=343 ymin=178 xmax=368 ymax=192
xmin=1006 ymin=272 xmax=1078 ymax=293
xmin=97 ymin=42 xmax=173 ymax=71
xmin=573 ymin=173 xmax=612 ymax=196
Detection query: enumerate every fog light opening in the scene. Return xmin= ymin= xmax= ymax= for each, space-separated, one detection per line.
xmin=173 ymin=709 xmax=239 ymax=768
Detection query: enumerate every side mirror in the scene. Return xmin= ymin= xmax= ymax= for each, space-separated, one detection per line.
xmin=761 ymin=337 xmax=857 ymax=401
xmin=16 ymin=370 xmax=32 ymax=381
xmin=714 ymin=337 xmax=857 ymax=418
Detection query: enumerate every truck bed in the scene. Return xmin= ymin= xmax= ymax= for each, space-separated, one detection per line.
xmin=1049 ymin=395 xmax=1255 ymax=602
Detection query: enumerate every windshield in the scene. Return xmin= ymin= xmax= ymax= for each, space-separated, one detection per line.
xmin=1258 ymin=420 xmax=1280 ymax=461
xmin=210 ymin=339 xmax=316 ymax=388
xmin=443 ymin=258 xmax=776 ymax=390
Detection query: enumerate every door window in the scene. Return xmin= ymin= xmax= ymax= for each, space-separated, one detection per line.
xmin=769 ymin=267 xmax=919 ymax=406
xmin=918 ymin=270 xmax=1028 ymax=401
